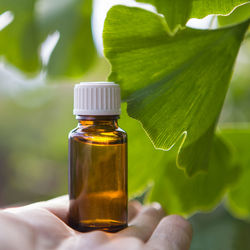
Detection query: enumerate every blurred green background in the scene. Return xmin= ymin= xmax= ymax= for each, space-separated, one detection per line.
xmin=0 ymin=58 xmax=110 ymax=206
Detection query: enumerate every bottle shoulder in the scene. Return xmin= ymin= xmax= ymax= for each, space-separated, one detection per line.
xmin=69 ymin=126 xmax=127 ymax=144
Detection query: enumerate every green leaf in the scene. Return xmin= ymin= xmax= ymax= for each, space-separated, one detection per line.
xmin=120 ymin=104 xmax=240 ymax=214
xmin=149 ymin=135 xmax=240 ymax=214
xmin=218 ymin=2 xmax=250 ymax=27
xmin=0 ymin=0 xmax=96 ymax=77
xmin=221 ymin=127 xmax=250 ymax=219
xmin=38 ymin=0 xmax=96 ymax=78
xmin=0 ymin=0 xmax=41 ymax=73
xmin=136 ymin=0 xmax=250 ymax=31
xmin=120 ymin=104 xmax=166 ymax=195
xmin=103 ymin=5 xmax=249 ymax=176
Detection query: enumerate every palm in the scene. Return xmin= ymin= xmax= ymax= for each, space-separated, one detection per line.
xmin=0 ymin=196 xmax=192 ymax=250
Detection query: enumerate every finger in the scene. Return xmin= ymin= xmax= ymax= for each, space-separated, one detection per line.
xmin=3 ymin=206 xmax=74 ymax=246
xmin=26 ymin=195 xmax=69 ymax=223
xmin=34 ymin=197 xmax=142 ymax=224
xmin=117 ymin=202 xmax=165 ymax=242
xmin=146 ymin=215 xmax=192 ymax=250
xmin=128 ymin=200 xmax=142 ymax=222
xmin=41 ymin=196 xmax=69 ymax=222
xmin=43 ymin=197 xmax=142 ymax=224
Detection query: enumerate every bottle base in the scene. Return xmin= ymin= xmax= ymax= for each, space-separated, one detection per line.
xmin=70 ymin=221 xmax=127 ymax=233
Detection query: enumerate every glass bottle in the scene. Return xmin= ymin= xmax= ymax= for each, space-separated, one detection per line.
xmin=68 ymin=82 xmax=127 ymax=232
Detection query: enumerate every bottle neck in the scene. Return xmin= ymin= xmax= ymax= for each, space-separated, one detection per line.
xmin=77 ymin=115 xmax=119 ymax=128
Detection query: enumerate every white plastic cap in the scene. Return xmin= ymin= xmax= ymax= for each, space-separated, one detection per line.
xmin=73 ymin=82 xmax=121 ymax=116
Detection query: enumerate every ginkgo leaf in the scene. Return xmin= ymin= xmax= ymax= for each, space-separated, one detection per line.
xmin=38 ymin=0 xmax=96 ymax=78
xmin=0 ymin=0 xmax=41 ymax=73
xmin=136 ymin=0 xmax=250 ymax=31
xmin=103 ymin=5 xmax=249 ymax=176
xmin=149 ymin=135 xmax=240 ymax=215
xmin=0 ymin=0 xmax=96 ymax=77
xmin=119 ymin=104 xmax=240 ymax=215
xmin=218 ymin=2 xmax=250 ymax=27
xmin=221 ymin=127 xmax=250 ymax=219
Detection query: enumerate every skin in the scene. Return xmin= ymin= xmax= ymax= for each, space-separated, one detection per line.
xmin=0 ymin=196 xmax=192 ymax=250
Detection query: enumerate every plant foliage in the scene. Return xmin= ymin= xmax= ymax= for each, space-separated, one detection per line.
xmin=136 ymin=0 xmax=249 ymax=32
xmin=222 ymin=128 xmax=250 ymax=219
xmin=1 ymin=0 xmax=250 ymax=224
xmin=0 ymin=0 xmax=96 ymax=77
xmin=120 ymin=105 xmax=240 ymax=215
xmin=103 ymin=5 xmax=249 ymax=176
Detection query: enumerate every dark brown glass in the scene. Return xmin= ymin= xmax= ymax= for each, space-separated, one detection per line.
xmin=68 ymin=115 xmax=127 ymax=232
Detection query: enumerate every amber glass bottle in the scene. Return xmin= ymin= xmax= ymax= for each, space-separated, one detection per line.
xmin=68 ymin=82 xmax=127 ymax=233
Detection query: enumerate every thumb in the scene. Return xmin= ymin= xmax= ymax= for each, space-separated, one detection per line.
xmin=145 ymin=215 xmax=192 ymax=250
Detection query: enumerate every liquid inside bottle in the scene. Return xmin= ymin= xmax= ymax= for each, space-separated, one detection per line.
xmin=68 ymin=116 xmax=127 ymax=232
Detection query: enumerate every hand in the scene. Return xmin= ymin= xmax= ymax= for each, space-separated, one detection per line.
xmin=0 ymin=196 xmax=192 ymax=250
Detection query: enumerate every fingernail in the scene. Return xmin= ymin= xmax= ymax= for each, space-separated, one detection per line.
xmin=151 ymin=202 xmax=162 ymax=210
